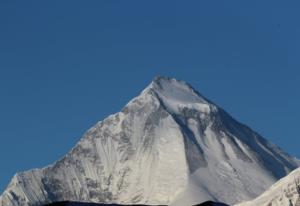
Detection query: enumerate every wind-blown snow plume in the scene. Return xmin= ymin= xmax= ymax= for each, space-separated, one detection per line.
xmin=1 ymin=76 xmax=299 ymax=206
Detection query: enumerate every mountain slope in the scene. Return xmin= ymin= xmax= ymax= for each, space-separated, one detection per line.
xmin=235 ymin=168 xmax=300 ymax=206
xmin=0 ymin=76 xmax=299 ymax=206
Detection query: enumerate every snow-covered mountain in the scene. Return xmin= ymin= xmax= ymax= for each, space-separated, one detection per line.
xmin=0 ymin=76 xmax=299 ymax=206
xmin=235 ymin=168 xmax=300 ymax=206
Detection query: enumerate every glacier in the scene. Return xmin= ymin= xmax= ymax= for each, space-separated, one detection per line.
xmin=0 ymin=76 xmax=299 ymax=206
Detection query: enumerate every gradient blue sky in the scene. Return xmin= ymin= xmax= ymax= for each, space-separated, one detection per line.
xmin=0 ymin=1 xmax=300 ymax=192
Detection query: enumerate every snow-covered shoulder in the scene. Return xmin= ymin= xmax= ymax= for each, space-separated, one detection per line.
xmin=235 ymin=167 xmax=300 ymax=206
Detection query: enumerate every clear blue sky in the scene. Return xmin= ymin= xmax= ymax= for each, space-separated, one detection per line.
xmin=0 ymin=1 xmax=299 ymax=192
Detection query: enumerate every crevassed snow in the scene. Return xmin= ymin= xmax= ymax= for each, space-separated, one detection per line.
xmin=0 ymin=76 xmax=299 ymax=206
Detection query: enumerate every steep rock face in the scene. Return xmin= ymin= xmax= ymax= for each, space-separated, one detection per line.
xmin=235 ymin=168 xmax=300 ymax=206
xmin=0 ymin=77 xmax=299 ymax=206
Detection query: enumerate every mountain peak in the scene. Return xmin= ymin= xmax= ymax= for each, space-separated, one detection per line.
xmin=151 ymin=76 xmax=195 ymax=93
xmin=152 ymin=75 xmax=172 ymax=83
xmin=146 ymin=76 xmax=213 ymax=114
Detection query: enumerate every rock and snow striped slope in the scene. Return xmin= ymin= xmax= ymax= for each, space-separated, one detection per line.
xmin=0 ymin=76 xmax=299 ymax=206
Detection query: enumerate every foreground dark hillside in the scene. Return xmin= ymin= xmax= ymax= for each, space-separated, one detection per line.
xmin=45 ymin=200 xmax=229 ymax=206
xmin=44 ymin=202 xmax=164 ymax=206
